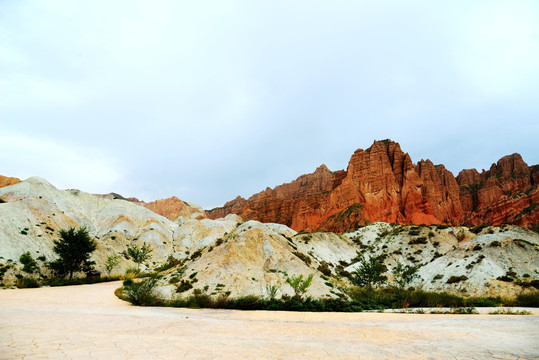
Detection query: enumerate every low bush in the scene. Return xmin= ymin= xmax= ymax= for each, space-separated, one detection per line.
xmin=317 ymin=262 xmax=332 ymax=276
xmin=125 ymin=277 xmax=160 ymax=306
xmin=516 ymin=292 xmax=539 ymax=307
xmin=16 ymin=277 xmax=40 ymax=288
xmin=45 ymin=275 xmax=122 ymax=287
xmin=489 ymin=309 xmax=532 ymax=315
xmin=409 ymin=237 xmax=427 ymax=245
xmin=176 ymin=280 xmax=193 ymax=293
xmin=446 ymin=275 xmax=468 ymax=284
xmin=293 ymin=251 xmax=312 ymax=265
xmin=470 ymin=225 xmax=487 ymax=234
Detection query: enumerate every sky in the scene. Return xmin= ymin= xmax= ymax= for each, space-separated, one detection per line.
xmin=1 ymin=1 xmax=538 ymax=209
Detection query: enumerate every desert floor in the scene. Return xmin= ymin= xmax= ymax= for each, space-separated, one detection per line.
xmin=0 ymin=281 xmax=538 ymax=359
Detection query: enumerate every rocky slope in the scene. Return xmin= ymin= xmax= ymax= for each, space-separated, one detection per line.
xmin=0 ymin=177 xmax=183 ymax=278
xmin=150 ymin=220 xmax=538 ymax=300
xmin=1 ymin=176 xmax=537 ymax=300
xmin=208 ymin=140 xmax=539 ymax=232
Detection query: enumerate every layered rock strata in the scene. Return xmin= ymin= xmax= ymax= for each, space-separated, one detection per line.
xmin=208 ymin=140 xmax=538 ymax=232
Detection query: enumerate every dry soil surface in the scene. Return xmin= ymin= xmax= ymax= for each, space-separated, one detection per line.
xmin=1 ymin=281 xmax=538 ymax=359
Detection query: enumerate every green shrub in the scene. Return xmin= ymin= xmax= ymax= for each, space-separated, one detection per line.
xmin=293 ymin=251 xmax=312 ymax=265
xmin=317 ymin=262 xmax=332 ymax=276
xmin=409 ymin=237 xmax=427 ymax=245
xmin=286 ymin=274 xmax=314 ymax=299
xmin=189 ymin=249 xmax=203 ymax=260
xmin=156 ymin=255 xmax=182 ymax=272
xmin=473 ymin=244 xmax=482 ymax=251
xmin=516 ymin=292 xmax=539 ymax=307
xmin=16 ymin=277 xmax=40 ymax=288
xmin=489 ymin=309 xmax=531 ymax=315
xmin=176 ymin=280 xmax=193 ymax=293
xmin=490 ymin=241 xmax=501 ymax=247
xmin=125 ymin=278 xmax=160 ymax=306
xmin=470 ymin=225 xmax=487 ymax=234
xmin=446 ymin=275 xmax=468 ymax=284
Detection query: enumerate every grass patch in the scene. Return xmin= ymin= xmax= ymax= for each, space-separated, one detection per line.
xmin=488 ymin=309 xmax=532 ymax=315
xmin=45 ymin=275 xmax=122 ymax=287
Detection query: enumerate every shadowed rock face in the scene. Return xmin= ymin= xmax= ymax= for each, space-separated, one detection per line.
xmin=208 ymin=140 xmax=538 ymax=232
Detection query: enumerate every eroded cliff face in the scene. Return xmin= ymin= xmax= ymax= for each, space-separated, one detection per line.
xmin=457 ymin=154 xmax=538 ymax=229
xmin=208 ymin=140 xmax=538 ymax=232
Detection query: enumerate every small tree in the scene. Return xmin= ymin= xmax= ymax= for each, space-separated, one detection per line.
xmin=350 ymin=255 xmax=387 ymax=291
xmin=392 ymin=261 xmax=419 ymax=290
xmin=19 ymin=252 xmax=38 ymax=274
xmin=48 ymin=227 xmax=97 ymax=280
xmin=105 ymin=254 xmax=121 ymax=276
xmin=286 ymin=274 xmax=314 ymax=300
xmin=127 ymin=242 xmax=153 ymax=270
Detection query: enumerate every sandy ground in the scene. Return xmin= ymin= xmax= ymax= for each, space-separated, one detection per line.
xmin=0 ymin=282 xmax=538 ymax=360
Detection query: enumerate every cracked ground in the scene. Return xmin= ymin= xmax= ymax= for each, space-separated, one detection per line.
xmin=0 ymin=281 xmax=538 ymax=359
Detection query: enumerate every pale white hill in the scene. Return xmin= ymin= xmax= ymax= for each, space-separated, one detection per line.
xmin=0 ymin=177 xmax=180 ymax=276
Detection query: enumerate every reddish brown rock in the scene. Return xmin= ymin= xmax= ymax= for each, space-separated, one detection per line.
xmin=0 ymin=175 xmax=20 ymax=188
xmin=143 ymin=196 xmax=207 ymax=222
xmin=208 ymin=140 xmax=539 ymax=232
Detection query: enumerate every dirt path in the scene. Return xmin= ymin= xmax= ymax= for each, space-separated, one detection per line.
xmin=0 ymin=281 xmax=538 ymax=359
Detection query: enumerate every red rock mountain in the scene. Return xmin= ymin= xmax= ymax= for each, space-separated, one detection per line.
xmin=0 ymin=175 xmax=20 ymax=188
xmin=143 ymin=196 xmax=207 ymax=222
xmin=208 ymin=140 xmax=538 ymax=232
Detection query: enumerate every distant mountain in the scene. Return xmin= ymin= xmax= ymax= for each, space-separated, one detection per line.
xmin=208 ymin=140 xmax=539 ymax=232
xmin=142 ymin=196 xmax=207 ymax=223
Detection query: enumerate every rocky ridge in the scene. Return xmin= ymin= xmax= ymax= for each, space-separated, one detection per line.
xmin=208 ymin=140 xmax=539 ymax=232
xmin=1 ymin=177 xmax=538 ymax=299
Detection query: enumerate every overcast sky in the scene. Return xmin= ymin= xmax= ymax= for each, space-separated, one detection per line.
xmin=1 ymin=1 xmax=538 ymax=209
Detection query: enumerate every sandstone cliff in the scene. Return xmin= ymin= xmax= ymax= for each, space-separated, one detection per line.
xmin=208 ymin=140 xmax=538 ymax=232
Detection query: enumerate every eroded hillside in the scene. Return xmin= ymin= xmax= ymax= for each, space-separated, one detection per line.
xmin=1 ymin=177 xmax=538 ymax=300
